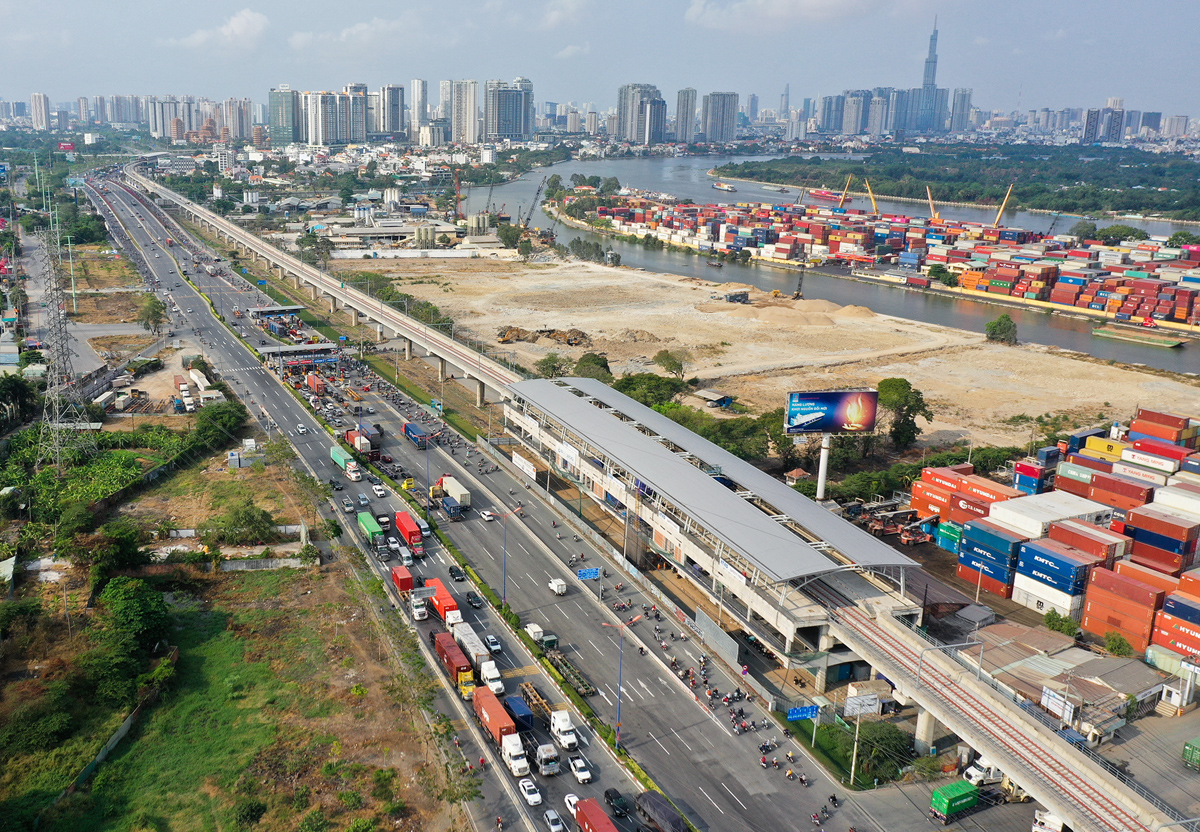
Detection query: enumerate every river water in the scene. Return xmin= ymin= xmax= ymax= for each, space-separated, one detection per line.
xmin=462 ymin=156 xmax=1198 ymax=373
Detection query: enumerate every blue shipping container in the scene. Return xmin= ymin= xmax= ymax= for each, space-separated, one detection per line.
xmin=1037 ymin=446 xmax=1062 ymax=466
xmin=1018 ymin=541 xmax=1096 ymax=583
xmin=1067 ymin=427 xmax=1108 ymax=453
xmin=960 ymin=539 xmax=1017 ymax=568
xmin=1015 ymin=560 xmax=1088 ymax=595
xmin=958 ymin=552 xmax=1014 ymax=584
xmin=1128 ymin=526 xmax=1196 ymax=555
xmin=1163 ymin=594 xmax=1200 ymax=627
xmin=962 ymin=521 xmax=1025 ymax=556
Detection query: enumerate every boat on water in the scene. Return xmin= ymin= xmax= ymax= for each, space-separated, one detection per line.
xmin=712 ymin=182 xmax=737 ymax=193
xmin=706 ymin=261 xmax=723 ymax=268
xmin=806 ymin=189 xmax=851 ymax=203
xmin=1092 ymin=324 xmax=1186 ymax=349
xmin=761 ymin=184 xmax=789 ymax=193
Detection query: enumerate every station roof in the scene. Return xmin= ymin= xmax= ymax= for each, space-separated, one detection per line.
xmin=249 ymin=305 xmax=306 ymax=315
xmin=508 ymin=377 xmax=916 ymax=583
xmin=258 ymin=343 xmax=340 ymax=355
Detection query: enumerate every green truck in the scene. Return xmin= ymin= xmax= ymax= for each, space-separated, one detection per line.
xmin=929 ymin=780 xmax=979 ymax=826
xmin=357 ymin=512 xmax=383 ymax=545
xmin=1185 ymin=737 xmax=1200 ymax=771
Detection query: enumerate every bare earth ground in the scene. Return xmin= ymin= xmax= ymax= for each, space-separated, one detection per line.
xmin=73 ymin=244 xmax=141 ymax=290
xmin=334 ymin=258 xmax=1200 ymax=447
xmin=65 ymin=291 xmax=143 ymax=324
xmin=88 ymin=333 xmax=158 ymax=363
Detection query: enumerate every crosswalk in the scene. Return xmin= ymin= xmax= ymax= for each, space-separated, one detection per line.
xmin=500 ymin=664 xmax=540 ymax=678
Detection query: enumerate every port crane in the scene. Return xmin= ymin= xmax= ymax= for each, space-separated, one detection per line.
xmin=837 ymin=174 xmax=854 ymax=209
xmin=992 ymin=183 xmax=1015 ymax=227
xmin=926 ymin=185 xmax=941 ymax=220
xmin=522 ymin=176 xmax=547 ymax=229
xmin=863 ymin=179 xmax=880 ymax=213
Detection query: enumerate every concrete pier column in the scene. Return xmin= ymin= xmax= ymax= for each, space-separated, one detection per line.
xmin=327 ymin=297 xmax=337 ymax=315
xmin=403 ymin=338 xmax=413 ymax=360
xmin=276 ymin=264 xmax=286 ymax=279
xmin=814 ymin=664 xmax=830 ymax=695
xmin=291 ymin=274 xmax=301 ymax=289
xmin=437 ymin=357 xmax=447 ymax=382
xmin=475 ymin=379 xmax=485 ymax=407
xmin=308 ymin=284 xmax=319 ymax=300
xmin=375 ymin=323 xmax=385 ymax=342
xmin=915 ymin=706 xmax=937 ymax=756
xmin=348 ymin=308 xmax=360 ymax=327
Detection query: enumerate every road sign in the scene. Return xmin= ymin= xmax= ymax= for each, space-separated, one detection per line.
xmin=257 ymin=280 xmax=266 ymax=285
xmin=787 ymin=705 xmax=819 ymax=722
xmin=410 ymin=587 xmax=437 ymax=600
xmin=242 ymin=268 xmax=249 ymax=275
xmin=577 ymin=567 xmax=600 ymax=581
xmin=843 ymin=693 xmax=880 ymax=717
xmin=741 ymin=665 xmax=749 ymax=676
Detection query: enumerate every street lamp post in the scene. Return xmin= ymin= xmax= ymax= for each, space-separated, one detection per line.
xmin=498 ymin=505 xmax=524 ymax=607
xmin=602 ymin=615 xmax=642 ymax=753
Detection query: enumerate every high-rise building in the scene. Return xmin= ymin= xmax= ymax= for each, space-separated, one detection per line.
xmin=841 ymin=95 xmax=865 ymax=135
xmin=1124 ymin=110 xmax=1141 ymax=135
xmin=304 ymin=92 xmax=340 ymax=146
xmin=915 ymin=22 xmax=950 ymax=132
xmin=379 ymin=84 xmax=404 ymax=133
xmin=30 ymin=92 xmax=51 ymax=130
xmin=1104 ymin=108 xmax=1124 ymax=143
xmin=616 ymin=84 xmax=661 ymax=142
xmin=92 ymin=96 xmax=106 ymax=124
xmin=344 ymin=82 xmax=368 ymax=98
xmin=818 ymin=95 xmax=844 ymax=133
xmin=786 ymin=110 xmax=806 ymax=141
xmin=780 ymin=84 xmax=790 ymax=119
xmin=1141 ymin=112 xmax=1162 ymax=132
xmin=746 ymin=93 xmax=759 ymax=123
xmin=221 ymin=97 xmax=253 ymax=139
xmin=950 ymin=88 xmax=972 ymax=132
xmin=639 ymin=98 xmax=666 ymax=145
xmin=1105 ymin=97 xmax=1125 ymax=110
xmin=566 ymin=111 xmax=581 ymax=133
xmin=76 ymin=97 xmax=89 ymax=123
xmin=410 ymin=79 xmax=428 ymax=133
xmin=438 ymin=80 xmax=453 ymax=119
xmin=1081 ymin=108 xmax=1102 ymax=144
xmin=484 ymin=78 xmax=534 ymax=141
xmin=676 ymin=88 xmax=696 ymax=143
xmin=513 ymin=77 xmax=536 ymax=137
xmin=1163 ymin=115 xmax=1190 ymax=138
xmin=269 ymin=87 xmax=301 ymax=147
xmin=867 ymin=96 xmax=889 ymax=136
xmin=701 ymin=92 xmax=738 ymax=143
xmin=451 ymin=80 xmax=479 ymax=144
xmin=586 ymin=111 xmax=599 ymax=135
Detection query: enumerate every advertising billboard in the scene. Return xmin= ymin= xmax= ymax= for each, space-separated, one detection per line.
xmin=785 ymin=390 xmax=878 ymax=435
xmin=57 ymin=142 xmax=75 ymax=151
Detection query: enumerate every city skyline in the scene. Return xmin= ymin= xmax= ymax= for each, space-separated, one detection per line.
xmin=1 ymin=0 xmax=1197 ymax=115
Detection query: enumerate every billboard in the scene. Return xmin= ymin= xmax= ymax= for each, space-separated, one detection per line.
xmin=785 ymin=389 xmax=878 ymax=435
xmin=57 ymin=142 xmax=75 ymax=151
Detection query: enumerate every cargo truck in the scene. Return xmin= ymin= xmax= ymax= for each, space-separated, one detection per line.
xmin=453 ymin=622 xmax=491 ymax=676
xmin=403 ymin=422 xmax=428 ymax=448
xmin=390 ymin=565 xmax=413 ymax=593
xmin=634 ymin=792 xmax=687 ymax=832
xmin=357 ymin=512 xmax=383 ymax=546
xmin=963 ymin=756 xmax=1003 ymax=786
xmin=473 ymin=688 xmax=529 ymax=776
xmin=330 ymin=446 xmax=363 ymax=481
xmin=394 ymin=512 xmax=425 ymax=557
xmin=433 ymin=632 xmax=475 ymax=700
xmin=929 ymin=781 xmax=980 ymax=826
xmin=576 ymin=798 xmax=620 ymax=832
xmin=442 ymin=495 xmax=463 ymax=519
xmin=425 ymin=578 xmax=463 ymax=625
xmin=518 ymin=682 xmax=578 ymax=750
xmin=522 ymin=733 xmax=560 ymax=776
xmin=1033 ymin=808 xmax=1074 ymax=832
xmin=306 ymin=373 xmax=325 ymax=394
xmin=442 ymin=476 xmax=470 ymax=508
xmin=504 ymin=696 xmax=536 ymax=734
xmin=1185 ymin=737 xmax=1200 ymax=771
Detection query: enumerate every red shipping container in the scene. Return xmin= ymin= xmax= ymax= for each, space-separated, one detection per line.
xmin=958 ymin=475 xmax=1022 ymax=503
xmin=1128 ymin=506 xmax=1200 ymax=541
xmin=1115 ymin=559 xmax=1180 ymax=592
xmin=1180 ymin=567 xmax=1200 ymax=597
xmin=1067 ymin=454 xmax=1114 ymax=474
xmin=912 ymin=480 xmax=952 ymax=507
xmin=921 ymin=467 xmax=964 ymax=492
xmin=1054 ymin=476 xmax=1092 ymax=498
xmin=948 ymin=491 xmax=989 ymax=519
xmin=1153 ymin=627 xmax=1200 ymax=659
xmin=948 ymin=462 xmax=975 ymax=476
xmin=1129 ymin=419 xmax=1184 ymax=443
xmin=1156 ymin=609 xmax=1200 ymax=644
xmin=1081 ymin=616 xmax=1150 ymax=652
xmin=1050 ymin=520 xmax=1132 ymax=560
xmin=909 ymin=497 xmax=939 ymax=519
xmin=1087 ymin=486 xmax=1145 ymax=512
xmin=1131 ymin=439 xmax=1193 ymax=461
xmin=1135 ymin=408 xmax=1191 ymax=430
xmin=1088 ymin=567 xmax=1164 ymax=609
xmin=1014 ymin=461 xmax=1048 ymax=479
xmin=1091 ymin=473 xmax=1155 ymax=503
xmin=1131 ymin=541 xmax=1188 ymax=575
xmin=1083 ymin=592 xmax=1157 ymax=630
xmin=955 ymin=563 xmax=1013 ymax=599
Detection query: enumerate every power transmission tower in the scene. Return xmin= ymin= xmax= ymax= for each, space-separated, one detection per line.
xmin=34 ymin=218 xmax=95 ymax=473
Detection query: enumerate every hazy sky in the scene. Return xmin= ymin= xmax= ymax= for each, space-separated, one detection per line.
xmin=3 ymin=0 xmax=1196 ymax=116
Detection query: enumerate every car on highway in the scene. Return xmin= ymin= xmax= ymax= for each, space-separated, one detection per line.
xmin=543 ymin=809 xmax=566 ymax=832
xmin=367 ymin=474 xmax=382 ymax=486
xmin=479 ymin=510 xmax=495 ymax=521
xmin=341 ymin=498 xmax=355 ymax=513
xmin=367 ymin=407 xmax=376 ymax=414
xmin=372 ymin=484 xmax=387 ymax=498
xmin=382 ymin=455 xmax=393 ymax=463
xmin=465 ymin=591 xmax=484 ymax=609
xmin=518 ymin=779 xmax=542 ymax=807
xmin=386 ymin=536 xmax=401 ymax=552
xmin=484 ymin=634 xmax=502 ymax=654
xmin=604 ymin=788 xmax=631 ymax=818
xmin=186 ymin=308 xmax=193 ymax=313
xmin=448 ymin=564 xmax=466 ymax=582
xmin=357 ymin=493 xmax=370 ymax=507
xmin=296 ymin=425 xmax=307 ymax=435
xmin=568 ymin=756 xmax=591 ymax=784
xmin=328 ymin=478 xmax=344 ymax=491
xmin=563 ymin=794 xmax=579 ymax=819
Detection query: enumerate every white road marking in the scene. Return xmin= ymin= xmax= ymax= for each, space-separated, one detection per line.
xmin=647 ymin=731 xmax=669 ymax=753
xmin=721 ymin=783 xmax=747 ymax=811
xmin=637 ymin=679 xmax=656 ymax=698
xmin=587 ymin=639 xmax=604 ymax=657
xmin=696 ymin=786 xmax=724 ymax=813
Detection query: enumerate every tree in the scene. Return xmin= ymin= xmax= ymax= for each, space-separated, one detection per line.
xmin=1068 ymin=220 xmax=1097 ymax=240
xmin=598 ymin=177 xmax=621 ymax=196
xmin=876 ymin=378 xmax=934 ymax=450
xmin=574 ymin=352 xmax=613 ymax=383
xmin=1167 ymin=231 xmax=1200 ymax=247
xmin=1104 ymin=631 xmax=1134 ymax=657
xmin=136 ymin=293 xmax=169 ymax=336
xmin=18 ymin=349 xmax=44 ymax=368
xmin=612 ymin=373 xmax=687 ymax=407
xmin=99 ymin=577 xmax=171 ymax=648
xmin=535 ymin=352 xmax=573 ymax=378
xmin=545 ymin=174 xmax=563 ymax=195
xmin=199 ymin=497 xmax=278 ymax=546
xmin=927 ymin=263 xmax=958 ymax=286
xmin=1095 ymin=224 xmax=1148 ymax=246
xmin=496 ymin=224 xmax=523 ymax=248
xmin=653 ymin=348 xmax=690 ymax=380
xmin=1043 ymin=609 xmax=1080 ymax=638
xmin=517 ymin=238 xmax=533 ymax=258
xmin=570 ymin=173 xmax=587 ymax=187
xmin=437 ymin=234 xmax=453 ymax=247
xmin=985 ymin=313 xmax=1018 ymax=345
xmin=212 ymin=198 xmax=236 ymax=216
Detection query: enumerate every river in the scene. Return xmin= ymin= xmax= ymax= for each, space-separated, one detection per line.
xmin=461 ymin=155 xmax=1198 ymax=374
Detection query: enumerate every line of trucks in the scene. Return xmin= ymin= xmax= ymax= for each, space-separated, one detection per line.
xmin=430 ymin=474 xmax=470 ymax=519
xmin=471 ymin=682 xmax=581 ymax=778
xmin=926 ymin=757 xmax=1034 ymax=827
xmin=330 ymin=446 xmax=363 ymax=481
xmin=171 ymin=374 xmax=196 ymax=413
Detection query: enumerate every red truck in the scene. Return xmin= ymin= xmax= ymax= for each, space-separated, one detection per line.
xmin=395 ymin=511 xmax=425 ymax=557
xmin=306 ymin=373 xmax=325 ymax=394
xmin=434 ymin=632 xmax=474 ymax=699
xmin=576 ymin=798 xmax=620 ymax=832
xmin=425 ymin=578 xmax=458 ymax=622
xmin=390 ymin=565 xmax=412 ymax=593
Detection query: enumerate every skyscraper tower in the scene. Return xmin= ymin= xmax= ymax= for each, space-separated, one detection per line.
xmin=923 ymin=22 xmax=938 ymax=88
xmin=780 ymin=84 xmax=790 ymax=119
xmin=918 ymin=20 xmax=947 ymax=133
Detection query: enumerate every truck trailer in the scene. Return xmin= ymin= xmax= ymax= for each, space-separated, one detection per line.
xmin=394 ymin=511 xmax=425 ymax=557
xmin=357 ymin=512 xmax=383 ymax=546
xmin=433 ymin=632 xmax=475 ymax=700
xmin=330 ymin=446 xmax=363 ymax=481
xmin=473 ymin=688 xmax=529 ymax=776
xmin=425 ymin=578 xmax=460 ymax=623
xmin=403 ymin=422 xmax=428 ymax=448
xmin=576 ymin=798 xmax=621 ymax=832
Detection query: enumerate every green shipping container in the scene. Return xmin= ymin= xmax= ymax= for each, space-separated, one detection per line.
xmin=941 ymin=521 xmax=963 ymax=541
xmin=1057 ymin=462 xmax=1096 ymax=484
xmin=930 ymin=780 xmax=979 ymax=816
xmin=1185 ymin=737 xmax=1200 ymax=771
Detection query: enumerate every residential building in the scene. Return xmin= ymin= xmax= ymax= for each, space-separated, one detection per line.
xmin=950 ymin=88 xmax=972 ymax=132
xmin=92 ymin=96 xmax=106 ymax=124
xmin=567 ymin=111 xmax=581 ymax=133
xmin=269 ymin=86 xmax=301 ymax=147
xmin=305 ymin=92 xmax=342 ymax=146
xmin=410 ymin=79 xmax=428 ymax=133
xmin=30 ymin=92 xmax=50 ymax=130
xmin=76 ymin=97 xmax=89 ymax=124
xmin=451 ymin=80 xmax=479 ymax=144
xmin=483 ymin=78 xmax=533 ymax=141
xmin=676 ymin=88 xmax=696 ymax=143
xmin=1163 ymin=115 xmax=1190 ymax=138
xmin=780 ymin=84 xmax=790 ymax=120
xmin=818 ymin=95 xmax=844 ymax=133
xmin=1081 ymin=108 xmax=1102 ymax=144
xmin=867 ymin=96 xmax=889 ymax=136
xmin=1142 ymin=112 xmax=1162 ymax=132
xmin=616 ymin=83 xmax=661 ymax=142
xmin=701 ymin=91 xmax=738 ymax=143
xmin=438 ymin=80 xmax=452 ymax=119
xmin=639 ymin=97 xmax=666 ymax=145
xmin=585 ymin=111 xmax=598 ymax=134
xmin=746 ymin=93 xmax=759 ymax=123
xmin=379 ymin=84 xmax=404 ymax=133
xmin=1103 ymin=108 xmax=1125 ymax=143
xmin=841 ymin=94 xmax=865 ymax=135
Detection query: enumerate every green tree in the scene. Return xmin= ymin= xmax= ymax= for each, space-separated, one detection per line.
xmin=517 ymin=238 xmax=533 ymax=258
xmin=99 ymin=577 xmax=171 ymax=648
xmin=1068 ymin=220 xmax=1098 ymax=240
xmin=598 ymin=176 xmax=621 ymax=196
xmin=876 ymin=378 xmax=934 ymax=450
xmin=212 ymin=198 xmax=236 ymax=216
xmin=535 ymin=352 xmax=573 ymax=378
xmin=570 ymin=173 xmax=587 ymax=187
xmin=545 ymin=174 xmax=563 ymax=195
xmin=0 ymin=374 xmax=38 ymax=421
xmin=1043 ymin=609 xmax=1080 ymax=638
xmin=136 ymin=293 xmax=169 ymax=336
xmin=1167 ymin=231 xmax=1200 ymax=247
xmin=437 ymin=234 xmax=452 ymax=247
xmin=985 ymin=313 xmax=1018 ymax=345
xmin=926 ymin=263 xmax=950 ymax=282
xmin=653 ymin=348 xmax=690 ymax=380
xmin=18 ymin=349 xmax=44 ymax=368
xmin=496 ymin=224 xmax=523 ymax=248
xmin=574 ymin=352 xmax=613 ymax=383
xmin=1095 ymin=224 xmax=1149 ymax=246
xmin=757 ymin=407 xmax=799 ymax=470
xmin=199 ymin=497 xmax=278 ymax=546
xmin=612 ymin=373 xmax=687 ymax=407
xmin=1104 ymin=631 xmax=1134 ymax=657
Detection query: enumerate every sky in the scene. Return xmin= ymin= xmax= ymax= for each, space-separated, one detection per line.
xmin=2 ymin=0 xmax=1196 ymax=117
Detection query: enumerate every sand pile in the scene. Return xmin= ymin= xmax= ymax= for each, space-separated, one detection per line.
xmin=697 ymin=296 xmax=876 ymax=327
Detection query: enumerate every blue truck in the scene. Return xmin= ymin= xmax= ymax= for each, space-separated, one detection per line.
xmin=442 ymin=495 xmax=462 ymax=520
xmin=403 ymin=422 xmax=428 ymax=448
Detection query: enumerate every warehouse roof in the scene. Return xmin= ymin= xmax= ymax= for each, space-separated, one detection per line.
xmin=508 ymin=377 xmax=915 ymax=583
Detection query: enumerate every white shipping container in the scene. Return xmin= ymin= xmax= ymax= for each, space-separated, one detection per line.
xmin=1012 ymin=575 xmax=1084 ymax=619
xmin=989 ymin=492 xmax=1112 ymax=538
xmin=1121 ymin=448 xmax=1180 ymax=474
xmin=1152 ymin=487 xmax=1200 ymax=516
xmin=1138 ymin=501 xmax=1200 ymax=528
xmin=1170 ymin=471 xmax=1200 ymax=487
xmin=1111 ymin=461 xmax=1170 ymax=487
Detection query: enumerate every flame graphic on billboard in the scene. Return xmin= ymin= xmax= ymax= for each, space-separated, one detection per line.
xmin=841 ymin=394 xmax=871 ymax=431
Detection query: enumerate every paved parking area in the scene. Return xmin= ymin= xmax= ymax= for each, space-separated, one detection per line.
xmin=853 ymin=781 xmax=1036 ymax=832
xmin=1097 ymin=707 xmax=1200 ymax=818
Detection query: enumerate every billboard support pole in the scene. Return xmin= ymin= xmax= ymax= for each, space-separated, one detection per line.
xmin=815 ymin=433 xmax=832 ymax=500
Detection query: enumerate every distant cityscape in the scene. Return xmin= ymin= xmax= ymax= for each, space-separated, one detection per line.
xmin=6 ymin=24 xmax=1196 ymax=151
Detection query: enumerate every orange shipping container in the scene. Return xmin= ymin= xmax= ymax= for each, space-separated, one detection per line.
xmin=1081 ymin=616 xmax=1150 ymax=652
xmin=1114 ymin=560 xmax=1182 ymax=593
xmin=912 ymin=481 xmax=952 ymax=507
xmin=1082 ymin=598 xmax=1156 ymax=637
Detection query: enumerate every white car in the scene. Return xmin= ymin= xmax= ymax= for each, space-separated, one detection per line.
xmin=296 ymin=425 xmax=307 ymax=435
xmin=479 ymin=510 xmax=495 ymax=521
xmin=518 ymin=778 xmax=542 ymax=806
xmin=563 ymin=794 xmax=579 ymax=819
xmin=568 ymin=755 xmax=591 ymax=784
xmin=543 ymin=809 xmax=565 ymax=832
xmin=372 ymin=484 xmax=387 ymax=498
xmin=485 ymin=634 xmax=502 ymax=654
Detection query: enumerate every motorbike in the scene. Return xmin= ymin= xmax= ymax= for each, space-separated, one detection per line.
xmin=828 ymin=795 xmax=839 ymax=808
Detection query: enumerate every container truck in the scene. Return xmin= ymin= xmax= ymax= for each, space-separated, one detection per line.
xmin=963 ymin=757 xmax=1003 ymax=786
xmin=504 ymin=696 xmax=536 ymax=734
xmin=453 ymin=622 xmax=490 ymax=673
xmin=306 ymin=373 xmax=325 ymax=394
xmin=390 ymin=565 xmax=413 ymax=593
xmin=433 ymin=631 xmax=475 ymax=700
xmin=425 ymin=578 xmax=460 ymax=623
xmin=473 ymin=688 xmax=529 ymax=776
xmin=635 ymin=792 xmax=687 ymax=832
xmin=403 ymin=422 xmax=428 ymax=448
xmin=522 ymin=733 xmax=560 ymax=776
xmin=1185 ymin=737 xmax=1200 ymax=771
xmin=394 ymin=512 xmax=425 ymax=557
xmin=929 ymin=781 xmax=980 ymax=826
xmin=576 ymin=798 xmax=620 ymax=832
xmin=442 ymin=476 xmax=470 ymax=508
xmin=519 ymin=682 xmax=578 ymax=750
xmin=330 ymin=446 xmax=363 ymax=481
xmin=1033 ymin=808 xmax=1074 ymax=832
xmin=479 ymin=660 xmax=504 ymax=694
xmin=357 ymin=512 xmax=383 ymax=546
xmin=442 ymin=495 xmax=463 ymax=519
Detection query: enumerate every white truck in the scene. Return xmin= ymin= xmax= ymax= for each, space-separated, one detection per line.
xmin=410 ymin=597 xmax=428 ymax=621
xmin=1033 ymin=808 xmax=1072 ymax=832
xmin=548 ymin=578 xmax=567 ymax=596
xmin=501 ymin=734 xmax=530 ymax=776
xmin=480 ymin=660 xmax=505 ymax=695
xmin=441 ymin=476 xmax=471 ymax=508
xmin=550 ymin=711 xmax=579 ymax=751
xmin=963 ymin=757 xmax=1003 ymax=787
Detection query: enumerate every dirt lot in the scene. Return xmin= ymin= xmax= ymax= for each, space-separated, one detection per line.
xmin=65 ymin=291 xmax=143 ymax=324
xmin=88 ymin=333 xmax=158 ymax=362
xmin=334 ymin=258 xmax=1200 ymax=447
xmin=73 ymin=244 xmax=141 ymax=290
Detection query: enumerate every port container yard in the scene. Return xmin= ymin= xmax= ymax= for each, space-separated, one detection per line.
xmin=579 ymin=195 xmax=1200 ymax=333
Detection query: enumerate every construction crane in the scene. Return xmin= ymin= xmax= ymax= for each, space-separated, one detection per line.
xmin=992 ymin=183 xmax=1015 ymax=227
xmin=522 ymin=176 xmax=547 ymax=229
xmin=836 ymin=175 xmax=854 ymax=209
xmin=926 ymin=185 xmax=941 ymax=220
xmin=452 ymin=170 xmax=463 ymax=221
xmin=484 ymin=178 xmax=496 ymax=216
xmin=863 ymin=178 xmax=879 ymax=214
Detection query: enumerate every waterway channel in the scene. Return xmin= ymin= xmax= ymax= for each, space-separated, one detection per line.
xmin=462 ymin=156 xmax=1199 ymax=374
